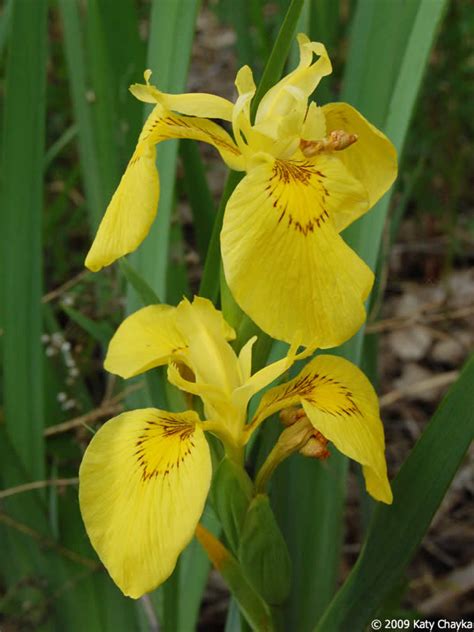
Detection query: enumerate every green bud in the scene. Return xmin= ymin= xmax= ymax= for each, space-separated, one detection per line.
xmin=211 ymin=457 xmax=254 ymax=553
xmin=238 ymin=494 xmax=292 ymax=606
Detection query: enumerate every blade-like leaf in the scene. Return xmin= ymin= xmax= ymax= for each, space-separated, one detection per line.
xmin=1 ymin=0 xmax=47 ymax=480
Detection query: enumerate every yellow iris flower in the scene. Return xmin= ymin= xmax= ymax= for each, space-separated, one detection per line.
xmin=84 ymin=34 xmax=397 ymax=348
xmin=79 ymin=297 xmax=392 ymax=599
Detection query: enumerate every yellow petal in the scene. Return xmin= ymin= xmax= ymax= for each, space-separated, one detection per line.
xmin=85 ymin=139 xmax=159 ymax=272
xmin=79 ymin=408 xmax=212 ymax=598
xmin=252 ymin=355 xmax=392 ymax=503
xmin=232 ymin=66 xmax=257 ymax=157
xmin=256 ymin=35 xmax=332 ymax=125
xmin=234 ymin=341 xmax=306 ymax=418
xmin=104 ymin=304 xmax=185 ymax=379
xmin=167 ymin=362 xmax=238 ymax=431
xmin=301 ymin=102 xmax=326 ymax=141
xmin=237 ymin=336 xmax=257 ymax=384
xmin=221 ymin=156 xmax=373 ymax=348
xmin=130 ymin=82 xmax=234 ymax=121
xmin=141 ymin=105 xmax=244 ymax=171
xmin=175 ymin=297 xmax=240 ymax=393
xmin=86 ymin=104 xmax=244 ymax=271
xmin=322 ymin=102 xmax=397 ymax=212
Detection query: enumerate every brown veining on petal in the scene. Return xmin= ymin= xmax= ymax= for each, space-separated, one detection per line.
xmin=268 ymin=160 xmax=331 ymax=236
xmin=135 ymin=416 xmax=196 ymax=481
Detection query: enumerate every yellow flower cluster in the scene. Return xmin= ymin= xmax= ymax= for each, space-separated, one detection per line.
xmin=79 ymin=35 xmax=397 ymax=599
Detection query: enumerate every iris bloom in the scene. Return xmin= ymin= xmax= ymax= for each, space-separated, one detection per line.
xmin=79 ymin=297 xmax=392 ymax=598
xmin=85 ymin=34 xmax=397 ymax=348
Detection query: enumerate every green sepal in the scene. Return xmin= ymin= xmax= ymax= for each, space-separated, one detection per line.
xmin=239 ymin=494 xmax=292 ymax=606
xmin=211 ymin=457 xmax=254 ymax=554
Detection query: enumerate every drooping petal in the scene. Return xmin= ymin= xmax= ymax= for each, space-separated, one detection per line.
xmin=255 ymin=34 xmax=332 ymax=125
xmin=141 ymin=105 xmax=244 ymax=171
xmin=323 ymin=102 xmax=397 ymax=214
xmin=252 ymin=355 xmax=392 ymax=503
xmin=85 ymin=139 xmax=159 ymax=272
xmin=79 ymin=408 xmax=212 ymax=598
xmin=85 ymin=105 xmax=243 ymax=271
xmin=104 ymin=305 xmax=186 ymax=379
xmin=221 ymin=156 xmax=373 ymax=348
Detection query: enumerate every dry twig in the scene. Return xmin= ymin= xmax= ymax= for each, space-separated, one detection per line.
xmin=380 ymin=370 xmax=459 ymax=408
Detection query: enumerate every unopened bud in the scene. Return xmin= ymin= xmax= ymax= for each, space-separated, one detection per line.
xmin=279 ymin=406 xmax=306 ymax=427
xmin=299 ymin=430 xmax=330 ymax=460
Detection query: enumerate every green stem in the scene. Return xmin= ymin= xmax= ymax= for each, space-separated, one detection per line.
xmin=201 ymin=420 xmax=244 ymax=465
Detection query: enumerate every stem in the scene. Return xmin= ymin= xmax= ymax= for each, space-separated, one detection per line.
xmin=201 ymin=420 xmax=245 ymax=465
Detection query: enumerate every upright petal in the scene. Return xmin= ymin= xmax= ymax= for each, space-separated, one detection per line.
xmin=85 ymin=139 xmax=159 ymax=272
xmin=104 ymin=305 xmax=185 ymax=379
xmin=256 ymin=35 xmax=332 ymax=124
xmin=79 ymin=408 xmax=212 ymax=598
xmin=252 ymin=355 xmax=392 ymax=503
xmin=175 ymin=297 xmax=240 ymax=393
xmin=221 ymin=156 xmax=373 ymax=348
xmin=323 ymin=102 xmax=397 ymax=214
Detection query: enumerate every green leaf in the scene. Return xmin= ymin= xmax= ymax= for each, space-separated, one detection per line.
xmin=212 ymin=457 xmax=254 ymax=554
xmin=316 ymin=354 xmax=474 ymax=631
xmin=0 ymin=0 xmax=47 ymax=480
xmin=61 ymin=305 xmax=114 ymax=347
xmin=59 ymin=0 xmax=108 ymax=229
xmin=239 ymin=495 xmax=292 ymax=607
xmin=119 ymin=258 xmax=161 ymax=306
xmin=180 ymin=139 xmax=215 ymax=261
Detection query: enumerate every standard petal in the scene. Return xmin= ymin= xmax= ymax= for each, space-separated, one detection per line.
xmin=221 ymin=157 xmax=373 ymax=348
xmin=256 ymin=34 xmax=332 ymax=124
xmin=252 ymin=355 xmax=392 ymax=503
xmin=85 ymin=140 xmax=159 ymax=272
xmin=175 ymin=297 xmax=240 ymax=394
xmin=79 ymin=408 xmax=212 ymax=598
xmin=104 ymin=305 xmax=185 ymax=379
xmin=323 ymin=102 xmax=397 ymax=213
xmin=167 ymin=363 xmax=238 ymax=431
